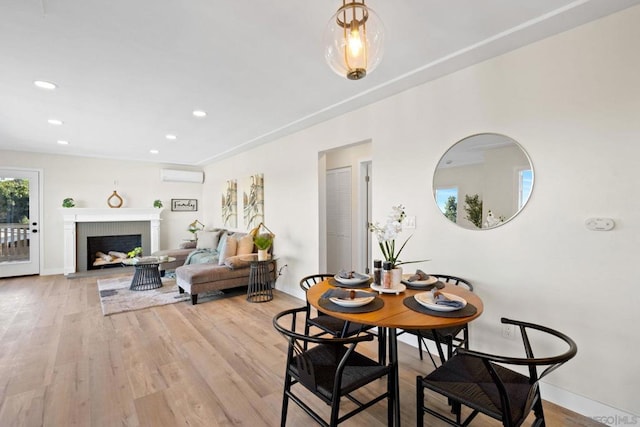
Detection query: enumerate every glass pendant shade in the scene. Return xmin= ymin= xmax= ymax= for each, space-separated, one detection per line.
xmin=324 ymin=0 xmax=385 ymax=80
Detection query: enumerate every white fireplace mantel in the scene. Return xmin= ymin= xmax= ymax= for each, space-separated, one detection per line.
xmin=62 ymin=208 xmax=162 ymax=275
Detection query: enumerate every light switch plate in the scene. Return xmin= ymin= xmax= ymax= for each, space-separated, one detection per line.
xmin=404 ymin=215 xmax=416 ymax=229
xmin=585 ymin=217 xmax=615 ymax=231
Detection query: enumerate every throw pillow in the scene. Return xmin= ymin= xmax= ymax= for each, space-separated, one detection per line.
xmin=217 ymin=234 xmax=238 ymax=265
xmin=236 ymin=234 xmax=255 ymax=255
xmin=224 ymin=254 xmax=255 ymax=269
xmin=196 ymin=230 xmax=222 ymax=249
xmin=179 ymin=241 xmax=197 ymax=249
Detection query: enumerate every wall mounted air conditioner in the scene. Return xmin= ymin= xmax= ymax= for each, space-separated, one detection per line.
xmin=160 ymin=169 xmax=204 ymax=183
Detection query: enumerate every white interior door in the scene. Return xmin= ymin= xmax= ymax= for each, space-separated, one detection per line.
xmin=326 ymin=167 xmax=352 ymax=273
xmin=0 ymin=169 xmax=40 ymax=277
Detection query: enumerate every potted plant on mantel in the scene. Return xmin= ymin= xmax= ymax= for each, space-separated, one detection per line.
xmin=250 ymin=223 xmax=274 ymax=261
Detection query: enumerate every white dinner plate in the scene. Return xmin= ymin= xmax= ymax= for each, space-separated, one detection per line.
xmin=401 ymin=274 xmax=438 ymax=287
xmin=370 ymin=283 xmax=407 ymax=295
xmin=414 ymin=292 xmax=467 ymax=312
xmin=334 ymin=274 xmax=370 ymax=285
xmin=329 ymin=296 xmax=375 ymax=307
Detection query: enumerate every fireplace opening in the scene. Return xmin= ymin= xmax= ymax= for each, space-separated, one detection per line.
xmin=87 ymin=234 xmax=141 ymax=270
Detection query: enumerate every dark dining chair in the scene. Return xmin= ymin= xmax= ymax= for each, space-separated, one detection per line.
xmin=273 ymin=307 xmax=394 ymax=427
xmin=299 ymin=274 xmax=386 ymax=363
xmin=401 ymin=274 xmax=473 ymax=367
xmin=416 ymin=317 xmax=578 ymax=427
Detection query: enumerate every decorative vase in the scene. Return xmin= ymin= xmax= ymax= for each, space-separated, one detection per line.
xmin=391 ymin=266 xmax=403 ymax=287
xmin=107 ymin=190 xmax=123 ymax=208
xmin=258 ymin=249 xmax=270 ymax=261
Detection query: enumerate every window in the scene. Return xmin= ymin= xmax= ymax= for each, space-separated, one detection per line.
xmin=519 ymin=169 xmax=533 ymax=209
xmin=435 ymin=187 xmax=458 ymax=223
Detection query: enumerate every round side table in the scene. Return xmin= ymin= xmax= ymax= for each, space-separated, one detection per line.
xmin=246 ymin=257 xmax=277 ymax=303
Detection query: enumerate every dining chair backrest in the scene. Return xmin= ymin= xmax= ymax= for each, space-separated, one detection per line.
xmin=431 ymin=274 xmax=473 ymax=291
xmin=299 ymin=273 xmax=334 ymax=292
xmin=273 ymin=307 xmax=392 ymax=426
xmin=417 ymin=317 xmax=577 ymax=427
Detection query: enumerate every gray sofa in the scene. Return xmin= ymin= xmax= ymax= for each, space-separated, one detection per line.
xmin=153 ymin=228 xmax=275 ymax=304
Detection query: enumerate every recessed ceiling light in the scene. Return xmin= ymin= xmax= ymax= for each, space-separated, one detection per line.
xmin=165 ymin=134 xmax=177 ymax=140
xmin=34 ymin=80 xmax=57 ymax=90
xmin=192 ymin=110 xmax=207 ymax=118
xmin=57 ymin=140 xmax=69 ymax=145
xmin=48 ymin=119 xmax=63 ymax=125
xmin=150 ymin=149 xmax=159 ymax=154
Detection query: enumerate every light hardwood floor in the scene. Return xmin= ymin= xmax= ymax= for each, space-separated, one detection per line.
xmin=0 ymin=273 xmax=603 ymax=426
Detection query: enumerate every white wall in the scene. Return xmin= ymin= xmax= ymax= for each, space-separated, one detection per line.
xmin=0 ymin=150 xmax=203 ymax=274
xmin=201 ymin=6 xmax=640 ymax=417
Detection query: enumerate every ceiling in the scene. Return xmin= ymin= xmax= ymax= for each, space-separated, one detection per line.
xmin=1 ymin=0 xmax=639 ymax=166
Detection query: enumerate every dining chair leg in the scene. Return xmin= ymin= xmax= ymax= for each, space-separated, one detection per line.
xmin=330 ymin=393 xmax=341 ymax=427
xmin=386 ymin=368 xmax=393 ymax=427
xmin=389 ymin=328 xmax=400 ymax=427
xmin=532 ymin=392 xmax=546 ymax=426
xmin=417 ymin=335 xmax=424 ymax=360
xmin=416 ymin=375 xmax=423 ymax=427
xmin=280 ymin=373 xmax=292 ymax=427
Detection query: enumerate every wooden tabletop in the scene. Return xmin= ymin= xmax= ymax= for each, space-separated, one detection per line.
xmin=307 ymin=279 xmax=483 ymax=330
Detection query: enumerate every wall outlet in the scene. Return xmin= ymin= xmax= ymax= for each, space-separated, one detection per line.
xmin=502 ymin=324 xmax=516 ymax=340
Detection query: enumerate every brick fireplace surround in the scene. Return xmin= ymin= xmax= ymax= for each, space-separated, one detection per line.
xmin=62 ymin=208 xmax=161 ymax=275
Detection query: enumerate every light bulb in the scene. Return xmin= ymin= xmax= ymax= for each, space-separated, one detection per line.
xmin=347 ymin=22 xmax=363 ymax=57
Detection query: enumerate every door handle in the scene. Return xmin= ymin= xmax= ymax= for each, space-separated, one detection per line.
xmin=32 ymin=229 xmax=38 ymax=233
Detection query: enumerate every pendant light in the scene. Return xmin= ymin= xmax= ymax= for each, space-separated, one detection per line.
xmin=324 ymin=0 xmax=385 ymax=80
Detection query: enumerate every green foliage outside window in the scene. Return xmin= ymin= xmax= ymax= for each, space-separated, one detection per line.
xmin=0 ymin=178 xmax=29 ymax=224
xmin=444 ymin=196 xmax=457 ymax=223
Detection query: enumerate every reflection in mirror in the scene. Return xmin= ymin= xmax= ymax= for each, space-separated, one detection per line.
xmin=433 ymin=133 xmax=533 ymax=230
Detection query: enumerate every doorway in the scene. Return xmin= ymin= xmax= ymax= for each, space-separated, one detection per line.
xmin=0 ymin=169 xmax=40 ymax=277
xmin=322 ymin=142 xmax=372 ymax=274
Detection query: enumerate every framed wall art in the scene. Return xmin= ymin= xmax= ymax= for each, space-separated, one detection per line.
xmin=243 ymin=173 xmax=264 ymax=229
xmin=222 ymin=179 xmax=237 ymax=228
xmin=171 ymin=199 xmax=198 ymax=212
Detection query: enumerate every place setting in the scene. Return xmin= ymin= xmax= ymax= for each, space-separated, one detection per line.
xmin=318 ymin=287 xmax=384 ymax=313
xmin=401 ymin=269 xmax=445 ymax=290
xmin=403 ymin=288 xmax=478 ymax=317
xmin=329 ymin=270 xmax=373 ymax=288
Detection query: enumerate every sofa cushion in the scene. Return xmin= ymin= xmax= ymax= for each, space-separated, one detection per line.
xmin=179 ymin=241 xmax=197 ymax=250
xmin=224 ymin=254 xmax=256 ymax=269
xmin=176 ymin=263 xmax=250 ymax=285
xmin=197 ymin=230 xmax=222 ymax=249
xmin=217 ymin=234 xmax=237 ymax=265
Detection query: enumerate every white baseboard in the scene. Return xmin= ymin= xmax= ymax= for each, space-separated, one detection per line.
xmin=41 ymin=267 xmax=64 ymax=276
xmin=396 ymin=332 xmax=639 ymax=423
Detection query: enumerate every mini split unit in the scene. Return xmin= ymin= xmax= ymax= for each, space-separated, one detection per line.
xmin=160 ymin=169 xmax=204 ymax=183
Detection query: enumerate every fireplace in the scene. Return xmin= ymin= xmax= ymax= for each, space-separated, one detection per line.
xmin=62 ymin=208 xmax=162 ymax=275
xmin=86 ymin=234 xmax=142 ymax=270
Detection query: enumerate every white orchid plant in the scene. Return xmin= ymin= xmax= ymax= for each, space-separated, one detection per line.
xmin=369 ymin=204 xmax=426 ymax=268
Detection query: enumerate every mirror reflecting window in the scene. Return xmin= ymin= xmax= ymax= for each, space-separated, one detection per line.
xmin=433 ymin=133 xmax=533 ymax=229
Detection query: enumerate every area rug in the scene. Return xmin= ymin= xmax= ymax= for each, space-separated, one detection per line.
xmin=97 ymin=276 xmax=190 ymax=316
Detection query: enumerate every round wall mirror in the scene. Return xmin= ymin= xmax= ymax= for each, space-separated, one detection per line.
xmin=433 ymin=133 xmax=534 ymax=229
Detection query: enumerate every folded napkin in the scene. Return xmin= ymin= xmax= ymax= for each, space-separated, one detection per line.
xmin=434 ymin=293 xmax=464 ymax=308
xmin=322 ymin=288 xmax=376 ymax=300
xmin=408 ymin=269 xmax=430 ymax=282
xmin=337 ymin=270 xmax=369 ymax=280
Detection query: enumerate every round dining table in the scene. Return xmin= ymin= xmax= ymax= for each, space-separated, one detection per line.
xmin=306 ymin=278 xmax=483 ymax=427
